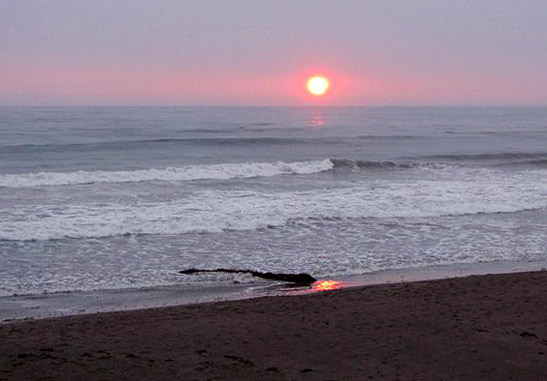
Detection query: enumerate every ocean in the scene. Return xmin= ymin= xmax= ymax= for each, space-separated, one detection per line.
xmin=1 ymin=106 xmax=546 ymax=297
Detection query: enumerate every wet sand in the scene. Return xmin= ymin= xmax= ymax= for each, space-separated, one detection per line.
xmin=1 ymin=271 xmax=547 ymax=380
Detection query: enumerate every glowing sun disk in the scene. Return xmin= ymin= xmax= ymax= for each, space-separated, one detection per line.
xmin=307 ymin=76 xmax=330 ymax=96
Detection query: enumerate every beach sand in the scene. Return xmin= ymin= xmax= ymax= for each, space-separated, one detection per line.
xmin=1 ymin=271 xmax=547 ymax=380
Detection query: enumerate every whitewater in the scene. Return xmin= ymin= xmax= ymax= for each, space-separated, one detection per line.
xmin=0 ymin=159 xmax=334 ymax=188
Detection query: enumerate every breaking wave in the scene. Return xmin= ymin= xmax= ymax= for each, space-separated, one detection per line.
xmin=0 ymin=157 xmax=452 ymax=188
xmin=0 ymin=159 xmax=335 ymax=188
xmin=8 ymin=153 xmax=541 ymax=189
xmin=330 ymin=159 xmax=449 ymax=170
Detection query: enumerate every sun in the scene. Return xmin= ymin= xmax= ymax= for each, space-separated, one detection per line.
xmin=307 ymin=76 xmax=330 ymax=96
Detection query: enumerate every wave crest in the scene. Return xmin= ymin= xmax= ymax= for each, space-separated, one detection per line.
xmin=0 ymin=159 xmax=334 ymax=188
xmin=331 ymin=159 xmax=450 ymax=170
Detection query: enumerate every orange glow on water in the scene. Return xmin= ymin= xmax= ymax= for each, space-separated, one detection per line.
xmin=313 ymin=280 xmax=343 ymax=291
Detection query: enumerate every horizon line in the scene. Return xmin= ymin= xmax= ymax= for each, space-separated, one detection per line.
xmin=1 ymin=103 xmax=547 ymax=108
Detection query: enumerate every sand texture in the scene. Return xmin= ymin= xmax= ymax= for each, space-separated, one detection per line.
xmin=1 ymin=271 xmax=547 ymax=380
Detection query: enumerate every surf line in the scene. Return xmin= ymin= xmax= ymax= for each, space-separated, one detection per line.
xmin=179 ymin=268 xmax=316 ymax=285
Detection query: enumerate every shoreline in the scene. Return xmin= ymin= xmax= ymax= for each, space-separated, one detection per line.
xmin=2 ymin=259 xmax=546 ymax=323
xmin=1 ymin=270 xmax=547 ymax=380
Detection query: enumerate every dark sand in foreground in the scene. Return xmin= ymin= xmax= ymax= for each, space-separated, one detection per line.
xmin=1 ymin=271 xmax=547 ymax=380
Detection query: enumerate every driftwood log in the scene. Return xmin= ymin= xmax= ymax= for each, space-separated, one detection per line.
xmin=179 ymin=268 xmax=316 ymax=285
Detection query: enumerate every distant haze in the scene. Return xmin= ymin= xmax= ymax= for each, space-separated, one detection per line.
xmin=1 ymin=0 xmax=546 ymax=106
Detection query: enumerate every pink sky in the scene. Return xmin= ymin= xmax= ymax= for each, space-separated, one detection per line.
xmin=1 ymin=1 xmax=546 ymax=106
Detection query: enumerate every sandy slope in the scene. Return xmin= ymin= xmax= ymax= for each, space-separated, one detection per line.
xmin=1 ymin=271 xmax=547 ymax=380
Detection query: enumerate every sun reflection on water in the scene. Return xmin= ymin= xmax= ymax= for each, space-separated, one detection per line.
xmin=313 ymin=279 xmax=343 ymax=291
xmin=310 ymin=114 xmax=325 ymax=128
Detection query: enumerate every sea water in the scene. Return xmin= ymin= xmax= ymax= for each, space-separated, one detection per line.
xmin=1 ymin=106 xmax=546 ymax=296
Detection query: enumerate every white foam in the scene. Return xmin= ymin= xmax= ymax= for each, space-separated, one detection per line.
xmin=1 ymin=168 xmax=546 ymax=241
xmin=0 ymin=159 xmax=334 ymax=188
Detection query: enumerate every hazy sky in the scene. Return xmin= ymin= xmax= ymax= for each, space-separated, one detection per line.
xmin=1 ymin=0 xmax=546 ymax=106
